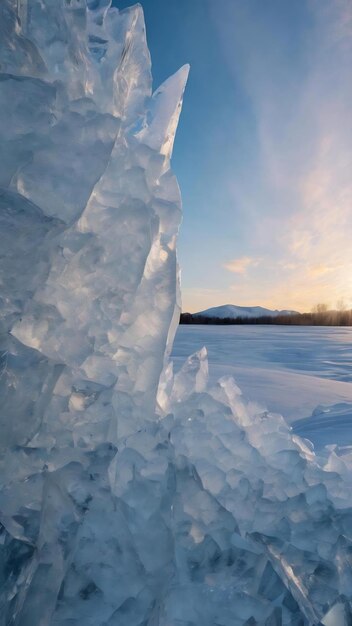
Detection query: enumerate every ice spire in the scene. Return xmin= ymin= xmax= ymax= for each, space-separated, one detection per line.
xmin=0 ymin=1 xmax=188 ymax=621
xmin=137 ymin=64 xmax=190 ymax=161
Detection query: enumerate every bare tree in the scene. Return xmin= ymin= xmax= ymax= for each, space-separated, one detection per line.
xmin=312 ymin=303 xmax=329 ymax=314
xmin=336 ymin=299 xmax=347 ymax=311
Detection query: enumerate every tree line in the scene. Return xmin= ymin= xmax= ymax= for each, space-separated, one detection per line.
xmin=180 ymin=307 xmax=352 ymax=327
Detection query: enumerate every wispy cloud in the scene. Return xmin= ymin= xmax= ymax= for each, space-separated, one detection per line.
xmin=223 ymin=256 xmax=260 ymax=274
xmin=200 ymin=0 xmax=352 ymax=312
xmin=307 ymin=264 xmax=341 ymax=278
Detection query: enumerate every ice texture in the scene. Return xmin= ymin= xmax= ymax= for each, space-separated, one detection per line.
xmin=1 ymin=2 xmax=352 ymax=625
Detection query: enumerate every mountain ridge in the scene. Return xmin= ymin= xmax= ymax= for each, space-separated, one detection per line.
xmin=194 ymin=304 xmax=298 ymax=319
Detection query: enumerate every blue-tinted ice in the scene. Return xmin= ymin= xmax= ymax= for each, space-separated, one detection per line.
xmin=0 ymin=2 xmax=352 ymax=624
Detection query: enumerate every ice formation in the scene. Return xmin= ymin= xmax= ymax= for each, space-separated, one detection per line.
xmin=1 ymin=1 xmax=352 ymax=624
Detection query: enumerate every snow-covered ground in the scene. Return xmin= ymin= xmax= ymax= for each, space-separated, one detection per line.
xmin=172 ymin=325 xmax=352 ymax=449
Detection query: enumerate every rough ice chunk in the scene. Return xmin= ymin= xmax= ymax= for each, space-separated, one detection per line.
xmin=2 ymin=1 xmax=352 ymax=625
xmin=321 ymin=600 xmax=352 ymax=626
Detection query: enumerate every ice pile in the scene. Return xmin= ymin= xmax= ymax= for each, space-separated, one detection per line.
xmin=1 ymin=1 xmax=352 ymax=624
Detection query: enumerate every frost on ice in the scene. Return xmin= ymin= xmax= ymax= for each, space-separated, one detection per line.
xmin=1 ymin=1 xmax=352 ymax=625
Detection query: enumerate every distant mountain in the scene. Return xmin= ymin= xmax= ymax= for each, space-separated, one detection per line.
xmin=195 ymin=304 xmax=298 ymax=319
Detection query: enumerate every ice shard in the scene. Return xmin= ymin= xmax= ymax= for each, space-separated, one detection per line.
xmin=1 ymin=1 xmax=352 ymax=625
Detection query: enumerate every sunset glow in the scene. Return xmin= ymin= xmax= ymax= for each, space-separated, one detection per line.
xmin=124 ymin=0 xmax=352 ymax=313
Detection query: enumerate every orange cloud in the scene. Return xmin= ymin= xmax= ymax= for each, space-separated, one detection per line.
xmin=223 ymin=256 xmax=259 ymax=274
xmin=307 ymin=264 xmax=341 ymax=278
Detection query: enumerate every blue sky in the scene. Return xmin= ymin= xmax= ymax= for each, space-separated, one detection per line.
xmin=115 ymin=0 xmax=352 ymax=313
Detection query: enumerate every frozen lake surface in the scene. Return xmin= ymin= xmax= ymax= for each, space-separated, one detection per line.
xmin=172 ymin=325 xmax=352 ymax=449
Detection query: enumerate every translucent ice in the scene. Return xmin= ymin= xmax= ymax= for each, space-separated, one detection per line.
xmin=1 ymin=2 xmax=352 ymax=625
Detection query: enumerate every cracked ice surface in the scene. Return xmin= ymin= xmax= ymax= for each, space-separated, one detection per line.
xmin=1 ymin=2 xmax=352 ymax=625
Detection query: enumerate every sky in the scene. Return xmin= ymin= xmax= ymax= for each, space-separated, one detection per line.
xmin=115 ymin=0 xmax=352 ymax=313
